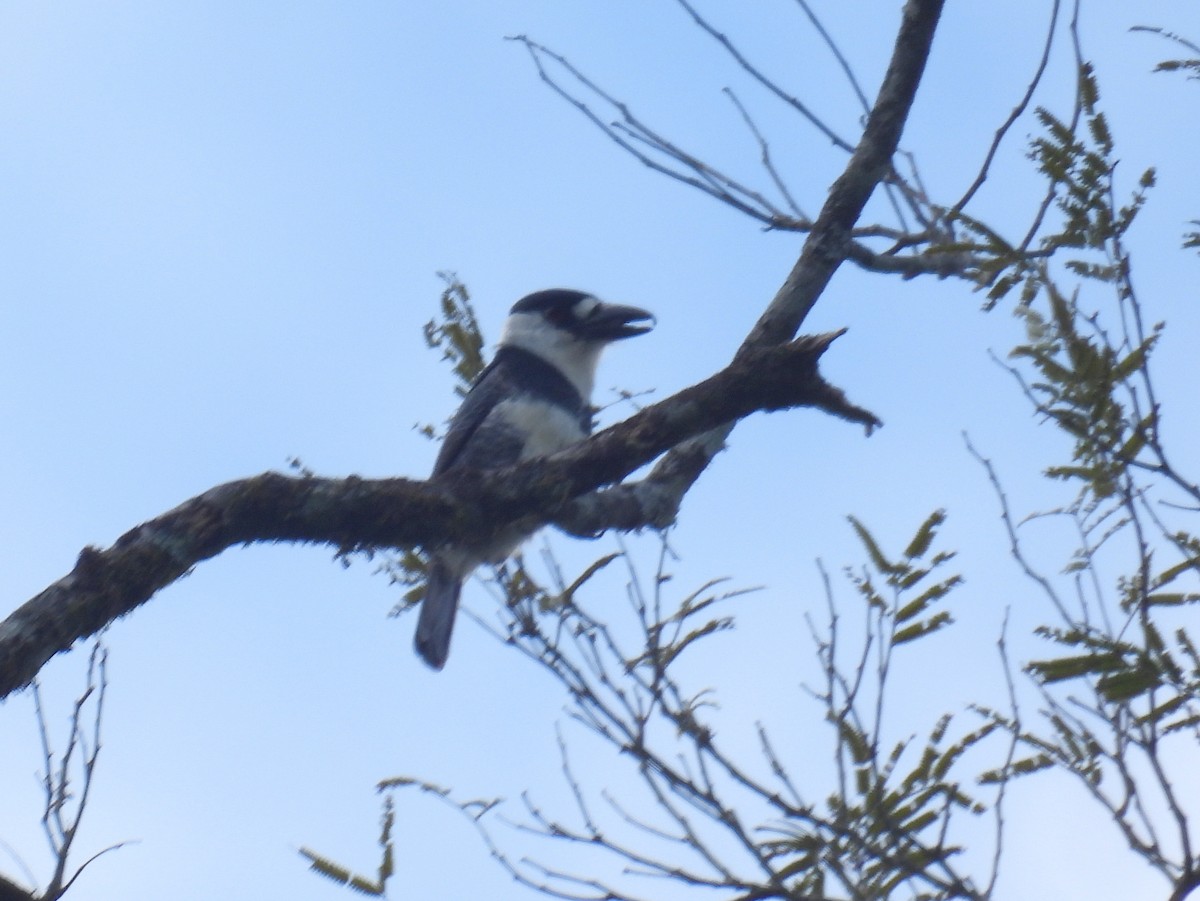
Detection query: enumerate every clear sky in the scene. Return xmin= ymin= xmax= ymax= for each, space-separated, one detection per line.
xmin=2 ymin=2 xmax=1199 ymax=899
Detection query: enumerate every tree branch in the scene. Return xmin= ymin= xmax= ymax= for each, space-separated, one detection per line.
xmin=561 ymin=0 xmax=946 ymax=537
xmin=3 ymin=0 xmax=944 ymax=701
xmin=1 ymin=332 xmax=876 ymax=700
xmin=744 ymin=0 xmax=946 ymax=348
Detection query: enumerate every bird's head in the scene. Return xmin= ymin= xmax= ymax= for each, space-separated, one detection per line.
xmin=499 ymin=289 xmax=655 ymax=397
xmin=506 ymin=289 xmax=654 ymax=343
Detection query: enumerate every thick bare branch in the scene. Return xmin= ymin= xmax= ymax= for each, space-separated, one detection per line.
xmin=0 ymin=332 xmax=876 ymax=700
xmin=745 ymin=0 xmax=946 ymax=348
xmin=577 ymin=0 xmax=946 ymax=533
xmin=2 ymin=0 xmax=941 ymax=708
xmin=553 ymin=428 xmax=728 ymax=537
xmin=0 ymin=877 xmax=35 ymax=901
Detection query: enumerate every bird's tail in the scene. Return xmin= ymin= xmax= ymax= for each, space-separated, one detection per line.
xmin=415 ymin=559 xmax=462 ymax=670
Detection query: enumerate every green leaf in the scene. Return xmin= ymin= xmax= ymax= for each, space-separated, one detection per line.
xmin=838 ymin=720 xmax=873 ymax=765
xmin=424 ymin=272 xmax=486 ymax=395
xmin=1164 ymin=714 xmax=1200 ymax=736
xmin=1028 ymin=652 xmax=1125 ymax=683
xmin=349 ymin=876 xmax=385 ymax=896
xmin=980 ymin=753 xmax=1054 ymax=784
xmin=1137 ymin=693 xmax=1188 ymax=727
xmin=1154 ymin=555 xmax=1200 ymax=587
xmin=1079 ymin=62 xmax=1100 ymax=112
xmin=933 ymin=720 xmax=999 ymax=781
xmin=1096 ymin=666 xmax=1162 ymax=702
xmin=558 ymin=553 xmax=621 ymax=604
xmin=1145 ymin=593 xmax=1200 ymax=607
xmin=1115 ymin=426 xmax=1149 ymax=461
xmin=1087 ymin=111 xmax=1113 ymax=154
xmin=300 ymin=849 xmax=353 ymax=885
xmin=895 ymin=576 xmax=964 ymax=624
xmin=301 ymin=846 xmax=386 ymax=894
xmin=1113 ymin=342 xmax=1154 ymax=381
xmin=855 ymin=766 xmax=871 ymax=796
xmin=657 ymin=617 xmax=735 ymax=669
xmin=848 ymin=516 xmax=901 ymax=575
xmin=775 ymin=850 xmax=819 ymax=880
xmin=987 ymin=272 xmax=1022 ymax=303
xmin=903 ymin=509 xmax=947 ymax=560
xmin=893 ymin=611 xmax=953 ymax=646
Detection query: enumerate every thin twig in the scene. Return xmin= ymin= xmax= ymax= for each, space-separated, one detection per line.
xmin=794 ymin=0 xmax=872 ymax=113
xmin=723 ymin=87 xmax=808 ymax=220
xmin=951 ymin=0 xmax=1062 ymax=214
xmin=672 ymin=0 xmax=856 ymax=152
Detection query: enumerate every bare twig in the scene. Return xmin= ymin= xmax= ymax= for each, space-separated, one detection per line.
xmin=980 ymin=610 xmax=1020 ymax=897
xmin=951 ymin=0 xmax=1062 ymax=214
xmin=723 ymin=87 xmax=808 ymax=220
xmin=741 ymin=0 xmax=948 ymax=348
xmin=964 ymin=434 xmax=1074 ymax=623
xmin=794 ymin=0 xmax=872 ymax=113
xmin=1018 ymin=0 xmax=1084 ymax=254
xmin=508 ymin=35 xmax=801 ymax=230
xmin=28 ymin=641 xmax=130 ymax=901
xmin=672 ymin=0 xmax=856 ymax=153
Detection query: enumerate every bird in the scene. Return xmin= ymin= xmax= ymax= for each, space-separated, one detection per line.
xmin=415 ymin=288 xmax=655 ymax=670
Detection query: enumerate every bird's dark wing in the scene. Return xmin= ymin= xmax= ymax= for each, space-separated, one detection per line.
xmin=432 ymin=347 xmax=589 ymax=477
xmin=432 ymin=357 xmax=524 ymax=476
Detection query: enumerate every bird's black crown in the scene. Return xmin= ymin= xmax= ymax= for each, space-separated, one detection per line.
xmin=510 ymin=288 xmax=594 ymax=315
xmin=510 ymin=289 xmax=654 ymax=342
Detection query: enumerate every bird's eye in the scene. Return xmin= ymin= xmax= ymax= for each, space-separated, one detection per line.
xmin=572 ymin=297 xmax=599 ymax=319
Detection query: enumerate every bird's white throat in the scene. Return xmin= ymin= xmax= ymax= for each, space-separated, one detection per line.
xmin=499 ymin=311 xmax=604 ymax=400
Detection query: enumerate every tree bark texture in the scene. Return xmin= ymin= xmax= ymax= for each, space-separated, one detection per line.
xmin=0 ymin=0 xmax=946 ymax=700
xmin=0 ymin=334 xmax=876 ymax=700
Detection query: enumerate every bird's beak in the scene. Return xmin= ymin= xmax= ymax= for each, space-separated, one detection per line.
xmin=582 ymin=302 xmax=656 ymax=341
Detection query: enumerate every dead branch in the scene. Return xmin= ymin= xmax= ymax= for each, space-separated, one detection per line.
xmin=583 ymin=0 xmax=947 ymax=538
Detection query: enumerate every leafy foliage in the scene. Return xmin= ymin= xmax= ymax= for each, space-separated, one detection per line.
xmin=1009 ymin=281 xmax=1162 ymax=499
xmin=422 ymin=272 xmax=485 ymax=399
xmin=964 ymin=55 xmax=1200 ymax=897
xmin=299 ymin=794 xmax=395 ymax=896
xmin=1134 ymin=26 xmax=1200 ymax=255
xmin=308 ymin=20 xmax=1200 ymax=901
xmin=792 ymin=513 xmax=991 ymax=901
xmin=1133 ymin=25 xmax=1200 ymax=81
xmin=384 ymin=272 xmax=488 ymax=610
xmin=331 ymin=511 xmax=996 ymax=901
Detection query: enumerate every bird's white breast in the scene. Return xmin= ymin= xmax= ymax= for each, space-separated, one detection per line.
xmin=464 ymin=397 xmax=587 ymax=565
xmin=492 ymin=396 xmax=588 ymax=459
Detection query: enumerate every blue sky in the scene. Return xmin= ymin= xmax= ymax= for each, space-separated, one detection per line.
xmin=2 ymin=2 xmax=1199 ymax=899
